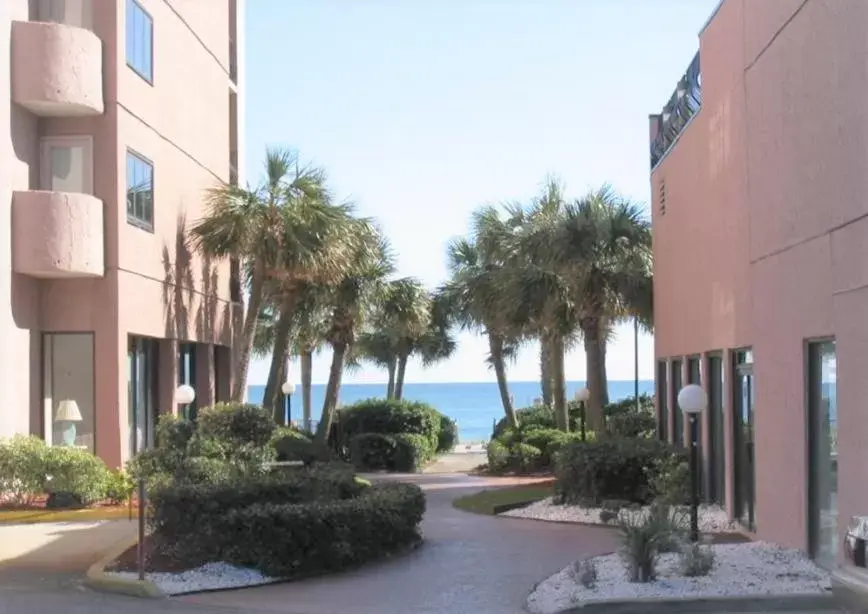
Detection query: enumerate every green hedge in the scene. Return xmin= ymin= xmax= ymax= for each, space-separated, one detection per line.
xmin=338 ymin=398 xmax=440 ymax=448
xmin=0 ymin=435 xmax=116 ymax=508
xmin=149 ymin=470 xmax=424 ymax=577
xmin=554 ymin=437 xmax=686 ymax=505
xmin=437 ymin=414 xmax=458 ymax=453
xmin=349 ymin=433 xmax=434 ymax=472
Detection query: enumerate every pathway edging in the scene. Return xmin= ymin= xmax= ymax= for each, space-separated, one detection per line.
xmin=556 ymin=592 xmax=837 ymax=614
xmin=83 ymin=535 xmax=163 ymax=599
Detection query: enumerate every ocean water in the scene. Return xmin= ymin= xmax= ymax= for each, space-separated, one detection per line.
xmin=247 ymin=380 xmax=654 ymax=443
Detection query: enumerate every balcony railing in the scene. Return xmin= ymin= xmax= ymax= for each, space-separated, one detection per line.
xmin=650 ymin=52 xmax=701 ymax=169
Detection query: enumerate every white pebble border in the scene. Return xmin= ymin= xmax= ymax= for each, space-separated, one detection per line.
xmin=108 ymin=562 xmax=277 ymax=595
xmin=501 ymin=497 xmax=738 ymax=533
xmin=527 ymin=542 xmax=831 ymax=614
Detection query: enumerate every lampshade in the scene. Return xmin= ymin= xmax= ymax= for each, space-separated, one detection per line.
xmin=55 ymin=399 xmax=82 ymax=422
xmin=175 ymin=384 xmax=196 ymax=405
xmin=678 ymin=384 xmax=708 ymax=415
xmin=282 ymin=381 xmax=296 ymax=395
xmin=574 ymin=388 xmax=590 ymax=402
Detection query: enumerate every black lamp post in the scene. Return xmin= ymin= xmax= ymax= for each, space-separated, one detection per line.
xmin=574 ymin=387 xmax=589 ymax=441
xmin=282 ymin=381 xmax=296 ymax=427
xmin=678 ymin=383 xmax=708 ymax=543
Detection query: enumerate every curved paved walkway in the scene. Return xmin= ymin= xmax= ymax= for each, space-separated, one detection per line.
xmin=179 ymin=473 xmax=619 ymax=614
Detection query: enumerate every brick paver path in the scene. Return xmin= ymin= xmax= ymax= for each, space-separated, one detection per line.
xmin=179 ymin=473 xmax=619 ymax=614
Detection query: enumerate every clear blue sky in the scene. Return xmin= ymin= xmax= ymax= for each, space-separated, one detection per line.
xmin=244 ymin=0 xmax=719 ymax=386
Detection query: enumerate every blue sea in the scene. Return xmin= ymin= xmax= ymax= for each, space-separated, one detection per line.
xmin=247 ymin=380 xmax=654 ymax=443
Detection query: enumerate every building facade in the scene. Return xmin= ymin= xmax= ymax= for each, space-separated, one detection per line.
xmin=1 ymin=0 xmax=245 ymax=467
xmin=651 ymin=0 xmax=868 ymax=567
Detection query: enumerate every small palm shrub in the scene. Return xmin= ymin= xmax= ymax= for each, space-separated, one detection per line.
xmin=618 ymin=504 xmax=683 ymax=583
xmin=680 ymin=541 xmax=715 ymax=577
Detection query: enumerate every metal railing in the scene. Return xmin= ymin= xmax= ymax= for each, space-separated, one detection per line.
xmin=650 ymin=52 xmax=702 ymax=169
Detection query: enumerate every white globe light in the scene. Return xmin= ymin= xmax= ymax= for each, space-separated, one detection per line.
xmin=282 ymin=381 xmax=296 ymax=395
xmin=574 ymin=387 xmax=590 ymax=402
xmin=678 ymin=384 xmax=707 ymax=415
xmin=175 ymin=384 xmax=195 ymax=405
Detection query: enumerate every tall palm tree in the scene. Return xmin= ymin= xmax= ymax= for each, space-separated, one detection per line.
xmin=188 ymin=147 xmax=333 ymax=401
xmin=315 ymin=220 xmax=394 ymax=444
xmin=379 ymin=278 xmax=430 ymax=400
xmin=531 ymin=186 xmax=652 ymax=428
xmin=290 ymin=287 xmax=332 ymax=431
xmin=442 ymin=211 xmax=522 ymax=428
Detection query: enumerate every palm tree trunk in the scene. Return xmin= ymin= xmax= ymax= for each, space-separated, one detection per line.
xmin=540 ymin=337 xmax=553 ymax=407
xmin=262 ymin=294 xmax=296 ymax=420
xmin=582 ymin=317 xmax=606 ymax=430
xmin=550 ymin=335 xmax=568 ymax=431
xmin=394 ymin=352 xmax=409 ymax=400
xmin=315 ymin=341 xmax=348 ymax=444
xmin=301 ymin=348 xmax=313 ymax=431
xmin=386 ymin=358 xmax=397 ymax=399
xmin=231 ymin=270 xmax=265 ymax=401
xmin=599 ymin=334 xmax=610 ymax=406
xmin=489 ymin=334 xmax=518 ymax=429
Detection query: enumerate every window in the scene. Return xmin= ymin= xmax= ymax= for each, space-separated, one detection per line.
xmin=126 ymin=150 xmax=154 ymax=230
xmin=656 ymin=360 xmax=668 ymax=441
xmin=43 ymin=333 xmax=95 ymax=452
xmin=40 ymin=136 xmax=93 ymax=194
xmin=178 ymin=343 xmax=197 ymax=421
xmin=36 ymin=0 xmax=92 ymax=29
xmin=128 ymin=336 xmax=158 ymax=456
xmin=126 ymin=0 xmax=153 ymax=83
xmin=807 ymin=340 xmax=837 ymax=567
xmin=671 ymin=359 xmax=683 ymax=446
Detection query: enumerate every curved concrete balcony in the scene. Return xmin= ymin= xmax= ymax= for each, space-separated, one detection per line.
xmin=12 ymin=191 xmax=104 ymax=278
xmin=11 ymin=20 xmax=104 ymax=117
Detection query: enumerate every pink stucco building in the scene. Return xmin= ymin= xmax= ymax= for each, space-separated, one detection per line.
xmin=1 ymin=0 xmax=246 ymax=467
xmin=651 ymin=0 xmax=868 ymax=567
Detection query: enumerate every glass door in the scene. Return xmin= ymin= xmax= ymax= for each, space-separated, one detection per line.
xmin=671 ymin=359 xmax=683 ymax=446
xmin=808 ymin=340 xmax=837 ymax=567
xmin=707 ymin=355 xmax=725 ymax=505
xmin=128 ymin=336 xmax=157 ymax=456
xmin=733 ymin=349 xmax=755 ymax=530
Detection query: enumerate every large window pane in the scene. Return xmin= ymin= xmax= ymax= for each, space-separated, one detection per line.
xmin=656 ymin=360 xmax=668 ymax=441
xmin=43 ymin=334 xmax=95 ymax=452
xmin=126 ymin=0 xmax=153 ymax=82
xmin=808 ymin=340 xmax=837 ymax=567
xmin=733 ymin=349 xmax=755 ymax=530
xmin=671 ymin=359 xmax=683 ymax=446
xmin=128 ymin=336 xmax=157 ymax=456
xmin=707 ymin=354 xmax=725 ymax=505
xmin=126 ymin=151 xmax=154 ymax=229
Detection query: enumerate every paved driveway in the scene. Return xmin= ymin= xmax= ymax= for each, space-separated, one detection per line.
xmin=179 ymin=473 xmax=619 ymax=614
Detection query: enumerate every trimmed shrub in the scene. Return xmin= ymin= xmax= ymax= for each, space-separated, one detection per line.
xmin=436 ymin=414 xmax=458 ymax=452
xmin=105 ymin=469 xmax=135 ymax=505
xmin=222 ymin=483 xmax=425 ymax=577
xmin=197 ymin=402 xmax=276 ymax=450
xmin=605 ymin=394 xmax=655 ymax=417
xmin=648 ymin=455 xmax=691 ymax=505
xmin=486 ymin=439 xmax=509 ymax=471
xmin=339 ymin=398 xmax=440 ymax=450
xmin=149 ymin=468 xmax=424 ymax=577
xmin=44 ymin=445 xmax=111 ymax=506
xmin=555 ymin=438 xmax=686 ymax=505
xmin=0 ymin=435 xmax=49 ymax=507
xmin=606 ymin=411 xmax=656 ymax=439
xmin=272 ymin=427 xmax=332 ymax=466
xmin=349 ymin=433 xmax=434 ymax=472
xmin=492 ymin=404 xmax=556 ymax=439
xmin=508 ymin=442 xmax=542 ymax=472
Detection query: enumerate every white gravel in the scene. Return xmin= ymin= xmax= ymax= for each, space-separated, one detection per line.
xmin=527 ymin=541 xmax=831 ymax=614
xmin=501 ymin=497 xmax=738 ymax=533
xmin=109 ymin=562 xmax=277 ymax=595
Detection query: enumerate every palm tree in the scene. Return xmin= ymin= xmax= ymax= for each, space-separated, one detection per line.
xmin=351 ymin=330 xmax=399 ymax=398
xmin=188 ymin=147 xmax=334 ymax=401
xmin=315 ymin=220 xmax=394 ymax=444
xmin=442 ymin=210 xmax=522 ymax=429
xmin=530 ymin=186 xmax=652 ymax=429
xmin=290 ymin=287 xmax=332 ymax=431
xmin=378 ymin=278 xmax=430 ymax=400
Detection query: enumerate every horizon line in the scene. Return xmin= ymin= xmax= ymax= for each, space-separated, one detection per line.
xmin=247 ymin=379 xmax=656 ymax=387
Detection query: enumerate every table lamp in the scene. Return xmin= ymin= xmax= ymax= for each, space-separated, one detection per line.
xmin=55 ymin=399 xmax=82 ymax=446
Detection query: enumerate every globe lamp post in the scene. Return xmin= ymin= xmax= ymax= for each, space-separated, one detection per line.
xmin=678 ymin=383 xmax=708 ymax=542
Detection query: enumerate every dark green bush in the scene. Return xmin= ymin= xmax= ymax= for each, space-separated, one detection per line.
xmin=197 ymin=402 xmax=276 ymax=450
xmin=105 ymin=469 xmax=135 ymax=505
xmin=436 ymin=414 xmax=458 ymax=452
xmin=349 ymin=433 xmax=434 ymax=472
xmin=220 ymin=483 xmax=425 ymax=578
xmin=486 ymin=439 xmax=509 ymax=471
xmin=605 ymin=394 xmax=654 ymax=417
xmin=0 ymin=435 xmax=51 ymax=506
xmin=648 ymin=455 xmax=691 ymax=505
xmin=492 ymin=404 xmax=556 ymax=439
xmin=155 ymin=415 xmax=196 ymax=452
xmin=555 ymin=438 xmax=686 ymax=505
xmin=605 ymin=411 xmax=656 ymax=439
xmin=509 ymin=442 xmax=542 ymax=472
xmin=338 ymin=398 xmax=440 ymax=452
xmin=43 ymin=445 xmax=111 ymax=506
xmin=149 ymin=465 xmax=366 ymax=563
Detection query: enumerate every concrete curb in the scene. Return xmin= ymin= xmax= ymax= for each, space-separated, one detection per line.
xmin=83 ymin=535 xmax=164 ymax=599
xmin=556 ymin=592 xmax=836 ymax=614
